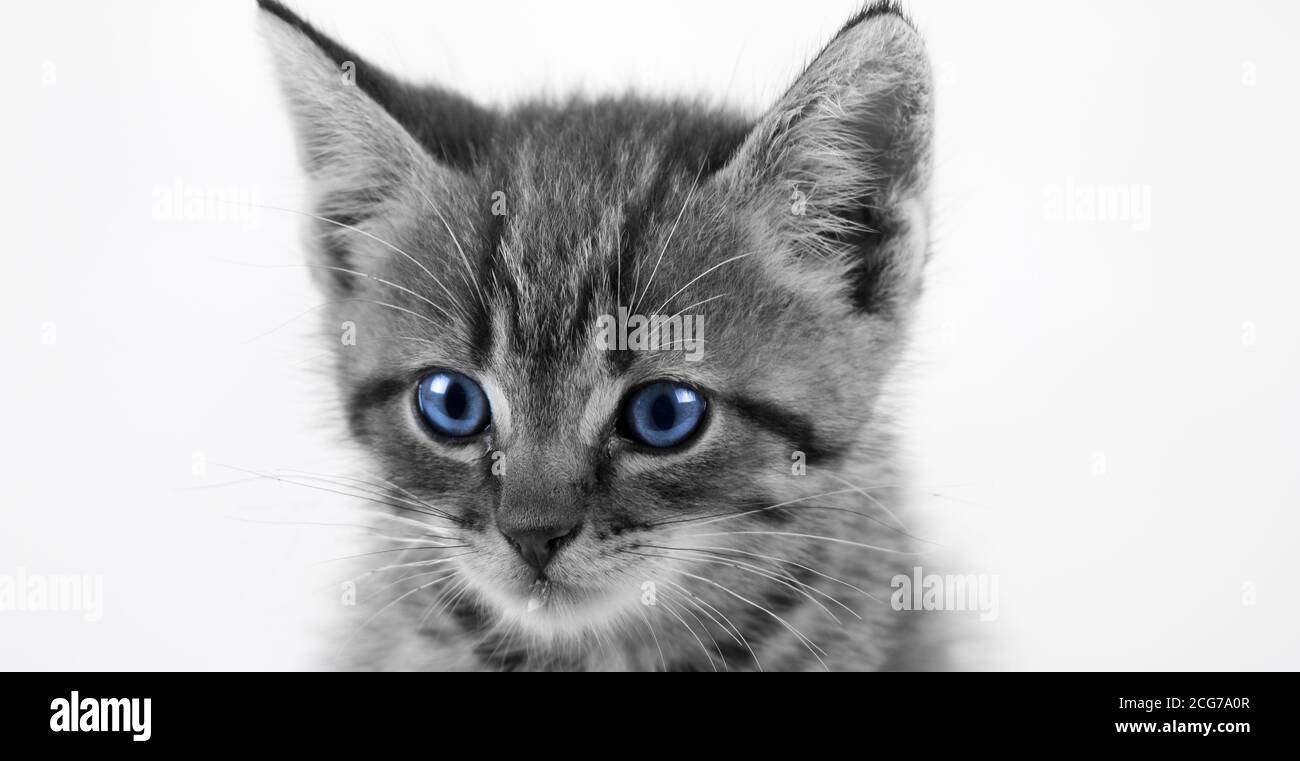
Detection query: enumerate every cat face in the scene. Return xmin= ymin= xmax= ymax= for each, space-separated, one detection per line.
xmin=261 ymin=0 xmax=932 ymax=652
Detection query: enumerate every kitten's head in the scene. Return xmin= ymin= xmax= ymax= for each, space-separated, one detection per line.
xmin=261 ymin=0 xmax=932 ymax=652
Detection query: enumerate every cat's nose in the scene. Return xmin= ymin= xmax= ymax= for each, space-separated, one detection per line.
xmin=499 ymin=520 xmax=582 ymax=573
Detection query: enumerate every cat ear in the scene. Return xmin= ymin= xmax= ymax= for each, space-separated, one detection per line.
xmin=257 ymin=0 xmax=493 ymax=288
xmin=716 ymin=4 xmax=933 ymax=316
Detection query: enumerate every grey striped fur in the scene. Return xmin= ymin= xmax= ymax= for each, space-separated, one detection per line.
xmin=260 ymin=0 xmax=943 ymax=670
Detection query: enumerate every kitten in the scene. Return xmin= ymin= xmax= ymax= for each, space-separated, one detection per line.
xmin=259 ymin=0 xmax=940 ymax=671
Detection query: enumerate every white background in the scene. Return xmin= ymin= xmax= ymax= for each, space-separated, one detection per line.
xmin=2 ymin=0 xmax=1297 ymax=669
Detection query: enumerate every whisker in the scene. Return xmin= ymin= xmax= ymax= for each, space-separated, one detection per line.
xmin=652 ymin=488 xmax=863 ymax=528
xmin=226 ymin=516 xmax=378 ymax=531
xmin=179 ymin=475 xmax=266 ymax=490
xmin=277 ymin=468 xmax=462 ymax=525
xmin=211 ymin=258 xmax=450 ymax=322
xmin=652 ymin=486 xmax=938 ymax=543
xmin=364 ymin=558 xmax=470 ymax=598
xmin=631 ymin=549 xmax=850 ymax=625
xmin=825 ymin=473 xmax=911 ymax=533
xmin=704 ymin=501 xmax=938 ymax=545
xmin=652 ymin=543 xmax=881 ymax=604
xmin=213 ymin=463 xmax=464 ymax=526
xmin=656 ymin=578 xmax=761 ymax=672
xmin=682 ymin=530 xmax=925 ymax=555
xmin=225 ymin=516 xmax=452 ymax=548
xmin=483 ymin=616 xmax=522 ymax=668
xmin=651 ymin=250 xmax=756 ymax=317
xmin=359 ymin=470 xmax=454 ymax=515
xmin=644 ymin=296 xmax=730 ymax=355
xmin=631 ymin=157 xmax=708 ymax=315
xmin=245 ymin=202 xmax=466 ymax=318
xmin=654 ymin=591 xmax=718 ymax=672
xmin=635 ymin=601 xmax=669 ymax=672
xmin=641 ymin=544 xmax=865 ymax=615
xmin=674 ymin=570 xmax=827 ymax=670
xmin=370 ymin=334 xmax=439 ymax=347
xmin=239 ymin=296 xmax=441 ymax=345
xmin=658 ymin=591 xmax=727 ymax=671
xmin=262 ymin=472 xmax=457 ymax=525
xmin=335 ymin=571 xmax=459 ymax=657
xmin=416 ymin=577 xmax=470 ymax=633
xmin=415 ymin=187 xmax=490 ymax=314
xmin=312 ymin=550 xmax=468 ymax=594
xmin=311 ymin=544 xmax=466 ymax=566
xmin=663 ymin=293 xmax=729 ymax=320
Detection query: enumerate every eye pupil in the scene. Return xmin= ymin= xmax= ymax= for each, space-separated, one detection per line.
xmin=623 ymin=382 xmax=706 ymax=448
xmin=417 ymin=371 xmax=490 ymax=438
xmin=444 ymin=381 xmax=468 ymax=420
xmin=649 ymin=395 xmax=676 ymax=430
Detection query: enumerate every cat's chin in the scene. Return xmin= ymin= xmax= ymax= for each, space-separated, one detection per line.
xmin=473 ymin=574 xmax=636 ymax=639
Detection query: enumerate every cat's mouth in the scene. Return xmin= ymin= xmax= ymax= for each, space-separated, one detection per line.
xmin=468 ymin=561 xmax=631 ymax=634
xmin=523 ymin=577 xmax=553 ymax=612
xmin=504 ymin=572 xmax=595 ymax=615
xmin=454 ymin=529 xmax=646 ymax=635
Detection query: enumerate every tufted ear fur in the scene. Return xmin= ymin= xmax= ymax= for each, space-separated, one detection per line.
xmin=715 ymin=3 xmax=933 ymax=317
xmin=257 ymin=0 xmax=494 ymax=293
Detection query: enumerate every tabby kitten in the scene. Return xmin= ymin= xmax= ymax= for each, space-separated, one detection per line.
xmin=259 ymin=0 xmax=938 ymax=670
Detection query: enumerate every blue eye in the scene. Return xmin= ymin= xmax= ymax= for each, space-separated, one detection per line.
xmin=416 ymin=370 xmax=490 ymax=438
xmin=623 ymin=382 xmax=707 ymax=448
